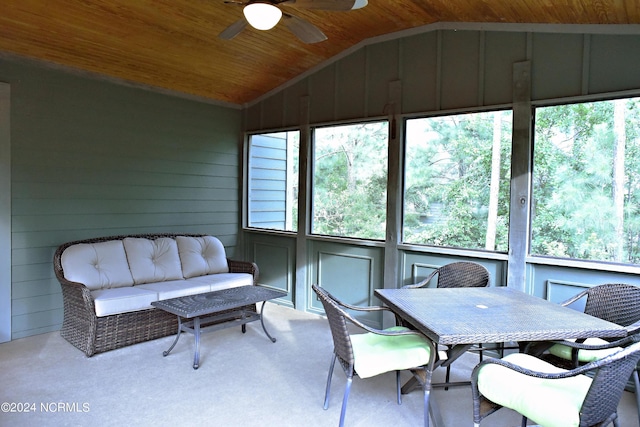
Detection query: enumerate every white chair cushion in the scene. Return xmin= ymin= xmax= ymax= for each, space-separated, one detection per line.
xmin=350 ymin=326 xmax=432 ymax=379
xmin=176 ymin=236 xmax=229 ymax=278
xmin=61 ymin=241 xmax=134 ymax=290
xmin=188 ymin=273 xmax=254 ymax=291
xmin=137 ymin=279 xmax=210 ymax=301
xmin=91 ymin=287 xmax=158 ymax=317
xmin=477 ymin=353 xmax=592 ymax=427
xmin=549 ymin=337 xmax=622 ymax=362
xmin=123 ymin=237 xmax=183 ymax=284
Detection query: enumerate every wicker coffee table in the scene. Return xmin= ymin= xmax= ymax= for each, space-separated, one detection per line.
xmin=151 ymin=285 xmax=286 ymax=369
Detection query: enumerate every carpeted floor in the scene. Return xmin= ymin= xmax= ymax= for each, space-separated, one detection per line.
xmin=1 ymin=303 xmax=638 ymax=427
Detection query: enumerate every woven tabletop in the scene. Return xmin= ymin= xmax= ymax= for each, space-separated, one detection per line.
xmin=152 ymin=286 xmax=286 ymax=318
xmin=375 ymin=287 xmax=626 ymax=345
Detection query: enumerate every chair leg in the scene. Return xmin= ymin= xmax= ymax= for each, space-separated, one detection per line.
xmin=396 ymin=370 xmax=402 ymax=404
xmin=521 ymin=415 xmax=527 ymax=427
xmin=632 ymin=368 xmax=640 ymax=424
xmin=339 ymin=376 xmax=353 ymax=427
xmin=422 ymin=369 xmax=431 ymax=427
xmin=324 ymin=353 xmax=337 ymax=410
xmin=445 ymin=365 xmax=451 ymax=391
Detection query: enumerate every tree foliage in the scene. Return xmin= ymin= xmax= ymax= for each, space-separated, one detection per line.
xmin=312 ymin=122 xmax=389 ymax=240
xmin=403 ymin=111 xmax=512 ymax=251
xmin=532 ymin=97 xmax=640 ymax=264
xmin=308 ymin=97 xmax=640 ymax=266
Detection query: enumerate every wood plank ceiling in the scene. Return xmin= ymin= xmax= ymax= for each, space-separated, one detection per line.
xmin=1 ymin=0 xmax=639 ymax=106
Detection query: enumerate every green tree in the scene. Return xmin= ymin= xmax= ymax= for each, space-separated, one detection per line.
xmin=403 ymin=111 xmax=512 ymax=251
xmin=313 ymin=122 xmax=388 ymax=240
xmin=532 ymin=98 xmax=640 ymax=264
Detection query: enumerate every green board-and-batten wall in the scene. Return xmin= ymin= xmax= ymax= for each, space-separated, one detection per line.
xmin=242 ymin=26 xmax=640 ymax=325
xmin=245 ymin=29 xmax=640 ymax=129
xmin=1 ymin=58 xmax=242 ymax=340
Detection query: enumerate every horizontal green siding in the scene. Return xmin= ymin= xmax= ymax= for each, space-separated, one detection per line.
xmin=3 ymin=58 xmax=242 ymax=339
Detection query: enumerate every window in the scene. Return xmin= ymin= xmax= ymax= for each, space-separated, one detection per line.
xmin=532 ymin=97 xmax=640 ymax=265
xmin=312 ymin=121 xmax=389 ymax=240
xmin=403 ymin=110 xmax=512 ymax=251
xmin=247 ymin=131 xmax=299 ymax=232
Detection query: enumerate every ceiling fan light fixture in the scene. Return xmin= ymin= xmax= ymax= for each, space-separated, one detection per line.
xmin=243 ymin=3 xmax=283 ymax=30
xmin=352 ymin=0 xmax=368 ymax=9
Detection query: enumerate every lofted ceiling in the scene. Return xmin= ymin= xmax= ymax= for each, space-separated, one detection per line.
xmin=1 ymin=0 xmax=639 ymax=107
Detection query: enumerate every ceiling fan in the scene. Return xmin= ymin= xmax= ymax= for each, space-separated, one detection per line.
xmin=219 ymin=0 xmax=368 ymax=44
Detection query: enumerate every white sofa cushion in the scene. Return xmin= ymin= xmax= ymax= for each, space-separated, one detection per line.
xmin=176 ymin=236 xmax=229 ymax=279
xmin=188 ymin=273 xmax=254 ymax=291
xmin=91 ymin=287 xmax=158 ymax=317
xmin=123 ymin=237 xmax=183 ymax=284
xmin=61 ymin=241 xmax=134 ymax=290
xmin=137 ymin=279 xmax=211 ymax=301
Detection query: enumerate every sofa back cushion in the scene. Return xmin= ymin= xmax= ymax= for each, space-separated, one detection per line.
xmin=176 ymin=236 xmax=229 ymax=278
xmin=61 ymin=240 xmax=135 ymax=290
xmin=123 ymin=237 xmax=184 ymax=284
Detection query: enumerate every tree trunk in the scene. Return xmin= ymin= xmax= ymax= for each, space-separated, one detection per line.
xmin=485 ymin=112 xmax=502 ymax=250
xmin=613 ymin=99 xmax=626 ymax=262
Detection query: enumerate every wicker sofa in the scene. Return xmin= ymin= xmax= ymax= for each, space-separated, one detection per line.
xmin=53 ymin=233 xmax=259 ymax=356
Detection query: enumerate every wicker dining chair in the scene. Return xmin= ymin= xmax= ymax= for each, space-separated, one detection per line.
xmin=403 ymin=261 xmax=491 ymax=386
xmin=471 ymin=340 xmax=640 ymax=427
xmin=402 ymin=261 xmax=490 ymax=290
xmin=312 ymin=284 xmax=436 ymax=427
xmin=527 ymin=283 xmax=640 ymax=423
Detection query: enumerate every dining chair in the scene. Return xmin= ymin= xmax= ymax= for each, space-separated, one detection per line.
xmin=529 ymin=283 xmax=640 ymax=422
xmin=312 ymin=284 xmax=436 ymax=427
xmin=471 ymin=340 xmax=640 ymax=427
xmin=403 ymin=261 xmax=491 ymax=386
xmin=402 ymin=261 xmax=490 ymax=290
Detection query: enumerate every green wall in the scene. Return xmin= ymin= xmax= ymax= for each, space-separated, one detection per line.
xmin=2 ymin=58 xmax=242 ymax=339
xmin=245 ymin=30 xmax=640 ymax=130
xmin=243 ymin=26 xmax=640 ymax=328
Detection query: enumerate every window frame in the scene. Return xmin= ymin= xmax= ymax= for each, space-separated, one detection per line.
xmin=401 ymin=108 xmax=514 ymax=254
xmin=309 ymin=119 xmax=390 ymax=241
xmin=245 ymin=129 xmax=300 ymax=234
xmin=529 ymin=95 xmax=640 ymax=268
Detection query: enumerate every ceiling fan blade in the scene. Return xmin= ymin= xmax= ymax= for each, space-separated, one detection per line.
xmin=280 ymin=0 xmax=367 ymax=10
xmin=281 ymin=14 xmax=327 ymax=44
xmin=219 ymin=18 xmax=248 ymax=40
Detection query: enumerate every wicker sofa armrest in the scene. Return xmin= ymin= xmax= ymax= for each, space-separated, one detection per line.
xmin=58 ymin=277 xmax=97 ymax=313
xmin=53 ymin=243 xmax=97 ymax=312
xmin=227 ymin=258 xmax=259 ymax=285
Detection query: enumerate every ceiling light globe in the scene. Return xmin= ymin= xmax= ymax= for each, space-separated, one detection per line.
xmin=352 ymin=0 xmax=368 ymax=9
xmin=243 ymin=3 xmax=283 ymax=31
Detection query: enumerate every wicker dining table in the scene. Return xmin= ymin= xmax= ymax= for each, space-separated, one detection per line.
xmin=375 ymin=286 xmax=627 ymax=427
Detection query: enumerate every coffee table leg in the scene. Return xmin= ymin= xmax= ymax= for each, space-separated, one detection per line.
xmin=163 ymin=315 xmax=183 ymax=357
xmin=242 ymin=310 xmax=247 ymax=333
xmin=193 ymin=316 xmax=201 ymax=370
xmin=259 ymin=301 xmax=277 ymax=343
